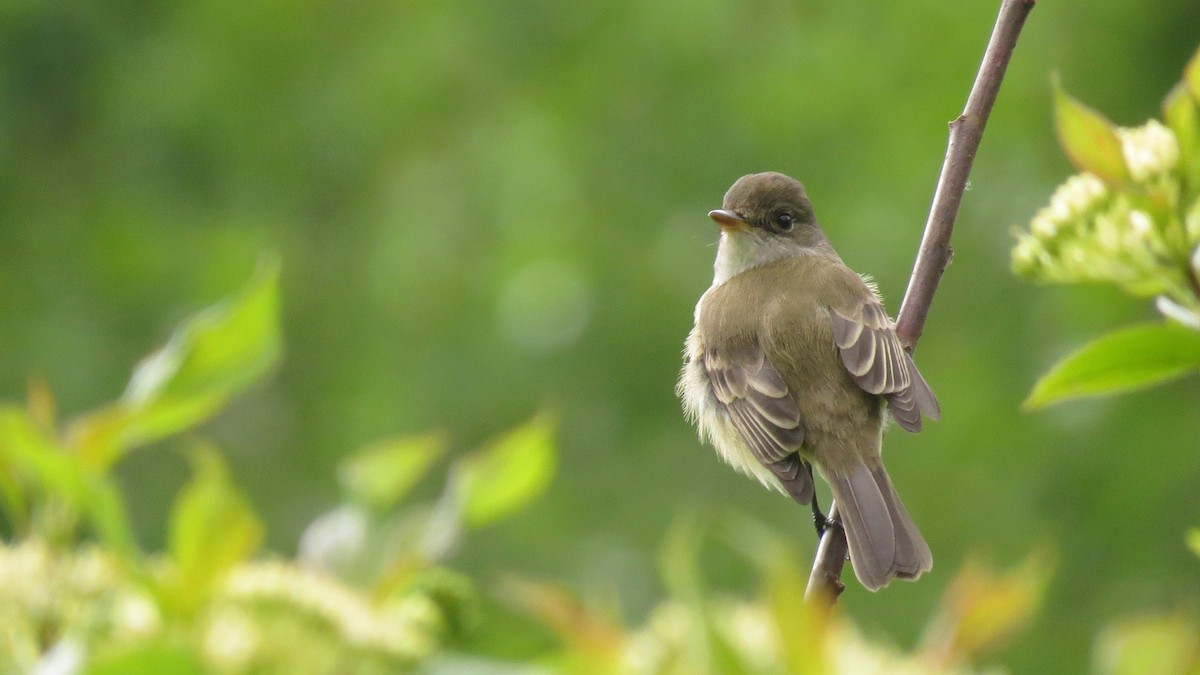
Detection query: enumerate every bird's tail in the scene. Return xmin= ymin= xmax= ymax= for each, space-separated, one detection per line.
xmin=825 ymin=462 xmax=932 ymax=591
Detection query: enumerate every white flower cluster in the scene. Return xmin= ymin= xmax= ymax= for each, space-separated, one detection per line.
xmin=0 ymin=541 xmax=161 ymax=673
xmin=1013 ymin=119 xmax=1200 ymax=310
xmin=1117 ymin=120 xmax=1180 ymax=183
xmin=617 ymin=594 xmax=984 ymax=675
xmin=1025 ymin=173 xmax=1109 ymax=241
xmin=221 ymin=560 xmax=441 ymax=663
xmin=620 ymin=600 xmax=693 ymax=673
xmin=0 ymin=540 xmax=455 ymax=673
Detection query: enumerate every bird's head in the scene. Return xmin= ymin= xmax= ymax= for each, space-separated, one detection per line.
xmin=708 ymin=172 xmax=834 ymax=283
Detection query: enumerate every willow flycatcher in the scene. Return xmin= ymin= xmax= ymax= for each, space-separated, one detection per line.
xmin=677 ymin=171 xmax=939 ymax=591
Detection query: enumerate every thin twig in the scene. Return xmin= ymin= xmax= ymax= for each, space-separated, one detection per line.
xmin=805 ymin=0 xmax=1036 ymax=603
xmin=1185 ymin=256 xmax=1200 ymax=301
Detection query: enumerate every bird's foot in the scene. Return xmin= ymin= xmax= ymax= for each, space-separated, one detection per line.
xmin=804 ymin=461 xmax=834 ymax=537
xmin=810 ymin=495 xmax=834 ymax=537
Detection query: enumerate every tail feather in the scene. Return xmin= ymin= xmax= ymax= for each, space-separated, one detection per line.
xmin=826 ymin=463 xmax=931 ymax=591
xmin=871 ymin=466 xmax=932 ymax=579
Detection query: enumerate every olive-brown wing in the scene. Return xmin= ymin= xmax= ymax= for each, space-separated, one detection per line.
xmin=703 ymin=346 xmax=813 ymax=502
xmin=828 ymin=302 xmax=939 ymax=432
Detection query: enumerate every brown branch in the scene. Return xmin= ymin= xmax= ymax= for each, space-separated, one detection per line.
xmin=805 ymin=0 xmax=1036 ymax=604
xmin=1185 ymin=258 xmax=1200 ymax=302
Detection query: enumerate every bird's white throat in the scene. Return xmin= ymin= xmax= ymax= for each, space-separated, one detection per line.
xmin=712 ymin=230 xmax=812 ymax=286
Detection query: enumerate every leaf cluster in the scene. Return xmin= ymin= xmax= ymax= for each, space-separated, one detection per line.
xmin=0 ymin=262 xmax=558 ymax=674
xmin=1013 ymin=46 xmax=1200 ymax=408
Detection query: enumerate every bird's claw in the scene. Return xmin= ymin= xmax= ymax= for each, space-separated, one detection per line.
xmin=804 ymin=460 xmax=837 ymax=538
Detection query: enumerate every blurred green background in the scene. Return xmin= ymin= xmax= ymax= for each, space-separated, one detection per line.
xmin=2 ymin=0 xmax=1199 ymax=671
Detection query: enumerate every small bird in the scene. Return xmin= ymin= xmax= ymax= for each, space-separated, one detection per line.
xmin=677 ymin=171 xmax=939 ymax=591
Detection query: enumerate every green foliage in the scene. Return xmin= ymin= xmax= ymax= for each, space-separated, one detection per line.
xmin=502 ymin=518 xmax=1053 ymax=675
xmin=0 ymin=258 xmax=285 ymax=571
xmin=1013 ymin=83 xmax=1200 ymax=675
xmin=124 ymin=257 xmax=282 ymax=408
xmin=1053 ymin=76 xmax=1130 ymax=186
xmin=1024 ymin=322 xmax=1200 ymax=409
xmin=0 ymin=250 xmax=1193 ymax=674
xmin=0 ymin=266 xmax=558 ymax=673
xmin=1093 ymin=615 xmax=1200 ymax=675
xmin=919 ymin=551 xmax=1055 ymax=670
xmin=453 ymin=413 xmax=557 ymax=529
xmin=89 ymin=642 xmax=208 ymax=675
xmin=70 ymin=259 xmax=283 ymax=470
xmin=165 ymin=447 xmax=264 ymax=613
xmin=0 ymin=407 xmax=137 ymax=560
xmin=1014 ymin=45 xmax=1200 ymax=405
xmin=1164 ymin=84 xmax=1200 ymax=196
xmin=338 ymin=433 xmax=447 ymax=512
xmin=1011 ymin=47 xmax=1200 ymax=675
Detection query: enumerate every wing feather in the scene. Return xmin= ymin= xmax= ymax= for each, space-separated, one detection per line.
xmin=703 ymin=347 xmax=804 ymax=466
xmin=830 ymin=302 xmax=939 ymax=432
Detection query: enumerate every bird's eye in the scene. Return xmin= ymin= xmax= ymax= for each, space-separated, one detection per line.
xmin=776 ymin=212 xmax=794 ymax=232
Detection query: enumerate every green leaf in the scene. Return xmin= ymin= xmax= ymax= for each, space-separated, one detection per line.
xmin=125 ymin=256 xmax=281 ymax=404
xmin=1187 ymin=528 xmax=1200 ymax=560
xmin=71 ymin=259 xmax=283 ymax=468
xmin=338 ymin=433 xmax=447 ymax=510
xmin=72 ymin=399 xmax=225 ymax=470
xmin=0 ymin=437 xmax=27 ymax=533
xmin=88 ymin=480 xmax=140 ymax=560
xmin=658 ymin=516 xmax=705 ymax=601
xmin=762 ymin=545 xmax=829 ymax=675
xmin=1093 ymin=615 xmax=1200 ymax=675
xmin=0 ymin=406 xmax=138 ymax=559
xmin=495 ymin=576 xmax=623 ymax=668
xmin=454 ymin=412 xmax=557 ymax=529
xmin=1053 ymin=77 xmax=1129 ymax=185
xmin=1185 ymin=44 xmax=1200 ymax=102
xmin=1164 ymin=83 xmax=1200 ymax=191
xmin=86 ymin=640 xmax=207 ymax=675
xmin=1024 ymin=323 xmax=1200 ymax=409
xmin=921 ymin=552 xmax=1054 ymax=664
xmin=167 ymin=446 xmax=263 ymax=606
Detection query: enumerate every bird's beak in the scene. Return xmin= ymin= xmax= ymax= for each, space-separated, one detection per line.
xmin=708 ymin=209 xmax=749 ymax=231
